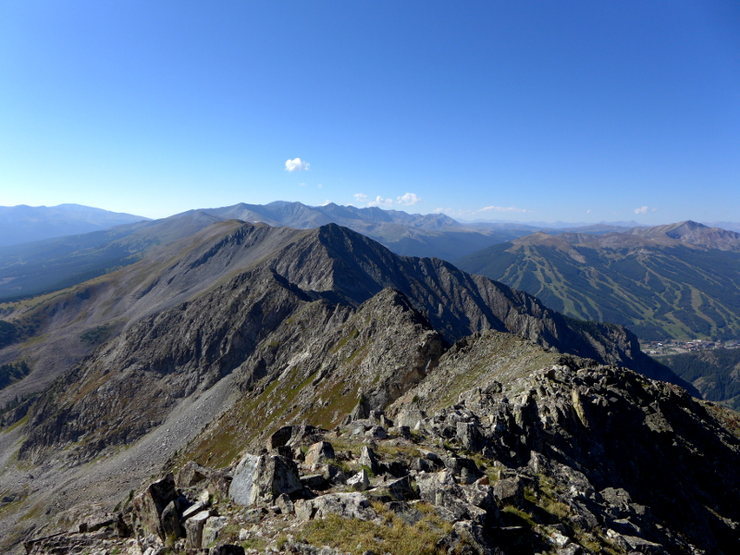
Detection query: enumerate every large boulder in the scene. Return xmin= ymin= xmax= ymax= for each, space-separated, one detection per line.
xmin=347 ymin=469 xmax=370 ymax=491
xmin=202 ymin=515 xmax=229 ymax=548
xmin=304 ymin=441 xmax=335 ymax=469
xmin=229 ymin=453 xmax=303 ymax=506
xmin=160 ymin=500 xmax=184 ymax=540
xmin=295 ymin=492 xmax=376 ymax=521
xmin=130 ymin=474 xmax=178 ymax=540
xmin=184 ymin=510 xmax=211 ymax=548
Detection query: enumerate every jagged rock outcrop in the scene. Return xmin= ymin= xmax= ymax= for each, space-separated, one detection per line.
xmin=21 ymin=335 xmax=737 ymax=553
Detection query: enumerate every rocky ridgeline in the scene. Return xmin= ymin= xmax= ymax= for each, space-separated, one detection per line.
xmin=24 ymin=358 xmax=740 ymax=554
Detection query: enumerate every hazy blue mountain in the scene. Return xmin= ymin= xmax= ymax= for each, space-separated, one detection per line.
xmin=456 ymin=221 xmax=740 ymax=340
xmin=0 ymin=210 xmax=221 ymax=301
xmin=0 ymin=202 xmax=533 ymax=301
xmin=198 ymin=201 xmax=534 ymax=259
xmin=707 ymin=221 xmax=740 ymax=233
xmin=0 ymin=204 xmax=147 ymax=246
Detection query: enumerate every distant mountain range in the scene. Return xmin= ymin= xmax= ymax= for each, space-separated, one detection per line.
xmin=0 ymin=201 xmax=542 ymax=302
xmin=1 ymin=203 xmax=737 ymax=344
xmin=456 ymin=221 xmax=740 ymax=340
xmin=0 ymin=203 xmax=147 ymax=246
xmin=196 ymin=201 xmax=541 ymax=260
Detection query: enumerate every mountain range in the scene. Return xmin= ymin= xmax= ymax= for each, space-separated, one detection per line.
xmin=456 ymin=221 xmax=740 ymax=341
xmin=656 ymin=347 xmax=740 ymax=411
xmin=0 ymin=213 xmax=737 ymax=553
xmin=0 ymin=201 xmax=541 ymax=302
xmin=0 ymin=204 xmax=147 ymax=247
xmin=1 ymin=203 xmax=737 ymax=347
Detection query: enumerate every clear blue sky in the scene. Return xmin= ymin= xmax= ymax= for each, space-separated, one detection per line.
xmin=1 ymin=0 xmax=738 ymax=223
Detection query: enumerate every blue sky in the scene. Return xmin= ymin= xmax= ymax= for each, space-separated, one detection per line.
xmin=1 ymin=1 xmax=738 ymax=223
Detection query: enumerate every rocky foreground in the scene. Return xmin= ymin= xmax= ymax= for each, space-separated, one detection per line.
xmin=23 ymin=347 xmax=740 ymax=554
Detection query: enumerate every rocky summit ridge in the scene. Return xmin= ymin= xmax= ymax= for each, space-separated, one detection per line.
xmin=18 ymin=334 xmax=740 ymax=554
xmin=0 ymin=221 xmax=736 ymax=554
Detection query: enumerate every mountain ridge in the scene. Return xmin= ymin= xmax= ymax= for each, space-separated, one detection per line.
xmin=457 ymin=221 xmax=740 ymax=340
xmin=0 ymin=203 xmax=147 ymax=247
xmin=1 ymin=221 xmax=691 ymax=415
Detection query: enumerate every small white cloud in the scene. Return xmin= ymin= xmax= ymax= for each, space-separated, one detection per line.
xmin=368 ymin=195 xmax=394 ymax=208
xmin=396 ymin=192 xmax=421 ymax=206
xmin=316 ymin=183 xmax=324 ymax=189
xmin=284 ymin=157 xmax=310 ymax=172
xmin=479 ymin=205 xmax=530 ymax=213
xmin=353 ymin=193 xmax=368 ymax=202
xmin=634 ymin=205 xmax=649 ymax=215
xmin=297 ymin=182 xmax=307 ymax=187
xmin=586 ymin=209 xmax=592 ymax=215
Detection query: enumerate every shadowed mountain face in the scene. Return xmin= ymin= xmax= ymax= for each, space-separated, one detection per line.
xmin=0 ymin=204 xmax=147 ymax=247
xmin=457 ymin=221 xmax=740 ymax=341
xmin=657 ymin=347 xmax=740 ymax=410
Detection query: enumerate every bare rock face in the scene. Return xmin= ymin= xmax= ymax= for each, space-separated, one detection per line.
xmin=184 ymin=510 xmax=210 ymax=549
xmin=228 ymin=453 xmax=302 ymax=507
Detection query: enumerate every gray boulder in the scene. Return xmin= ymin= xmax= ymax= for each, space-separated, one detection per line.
xmin=376 ymin=475 xmax=417 ymax=501
xmin=416 ymin=470 xmax=486 ymax=524
xmin=295 ymin=492 xmax=376 ymax=521
xmin=229 ymin=453 xmax=302 ymax=506
xmin=160 ymin=500 xmax=183 ymax=540
xmin=202 ymin=515 xmax=228 ymax=548
xmin=176 ymin=461 xmax=215 ymax=487
xmin=304 ymin=441 xmax=335 ymax=469
xmin=130 ymin=474 xmax=178 ymax=540
xmin=347 ymin=469 xmax=370 ymax=491
xmin=359 ymin=445 xmax=381 ymax=475
xmin=184 ymin=510 xmax=210 ymax=549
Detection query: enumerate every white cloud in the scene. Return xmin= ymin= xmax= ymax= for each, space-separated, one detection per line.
xmin=479 ymin=205 xmax=530 ymax=213
xmin=353 ymin=191 xmax=421 ymax=208
xmin=634 ymin=205 xmax=649 ymax=215
xmin=396 ymin=192 xmax=421 ymax=206
xmin=297 ymin=182 xmax=307 ymax=187
xmin=284 ymin=157 xmax=310 ymax=172
xmin=586 ymin=209 xmax=592 ymax=215
xmin=316 ymin=183 xmax=324 ymax=189
xmin=367 ymin=195 xmax=394 ymax=208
